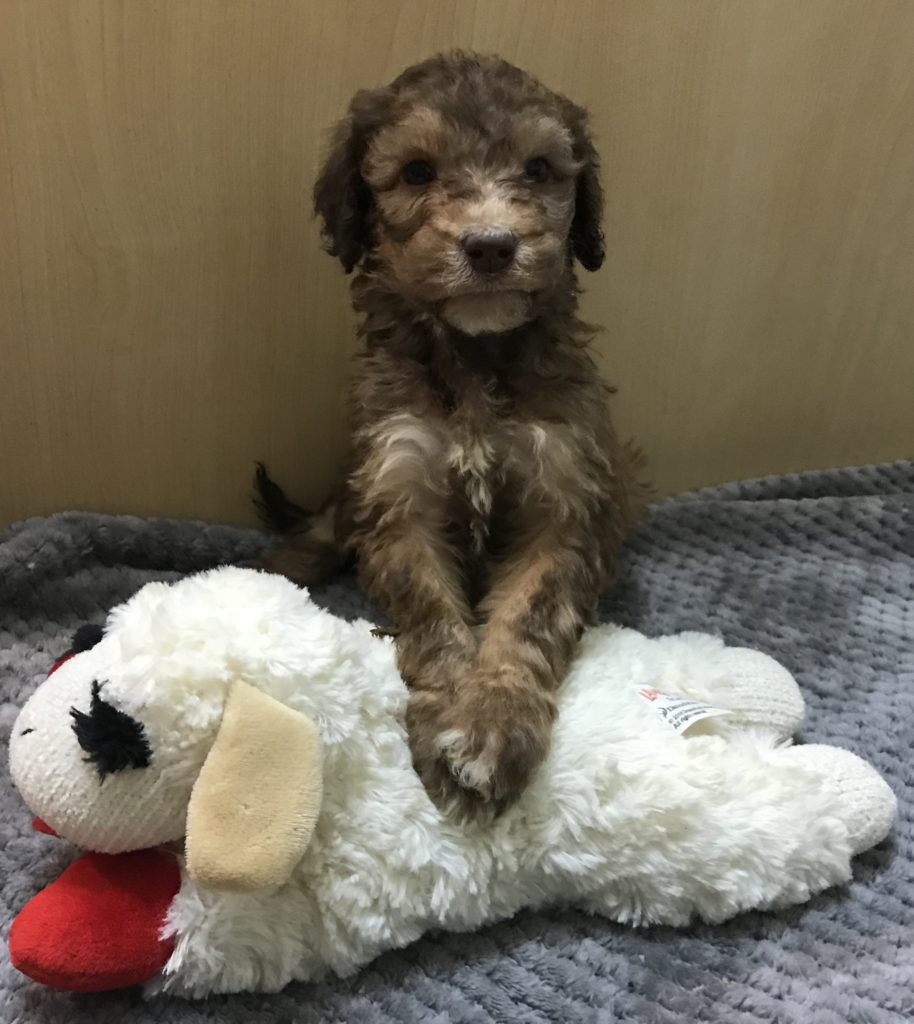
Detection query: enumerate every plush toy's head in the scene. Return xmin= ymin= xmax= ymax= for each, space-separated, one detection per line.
xmin=9 ymin=568 xmax=326 ymax=892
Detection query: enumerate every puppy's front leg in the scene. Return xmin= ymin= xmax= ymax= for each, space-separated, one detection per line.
xmin=438 ymin=531 xmax=603 ymax=814
xmin=356 ymin=516 xmax=489 ymax=811
xmin=350 ymin=412 xmax=477 ymax=678
xmin=357 ymin=519 xmax=476 ymax=683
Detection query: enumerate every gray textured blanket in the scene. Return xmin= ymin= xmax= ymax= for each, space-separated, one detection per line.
xmin=1 ymin=462 xmax=912 ymax=1024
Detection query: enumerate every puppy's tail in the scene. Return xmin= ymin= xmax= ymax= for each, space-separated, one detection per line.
xmin=253 ymin=462 xmax=309 ymax=533
xmin=252 ymin=464 xmax=343 ymax=585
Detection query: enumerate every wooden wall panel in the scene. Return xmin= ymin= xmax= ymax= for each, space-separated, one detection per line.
xmin=1 ymin=0 xmax=912 ymax=526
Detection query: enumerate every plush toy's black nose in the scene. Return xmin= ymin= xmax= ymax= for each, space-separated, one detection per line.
xmin=461 ymin=230 xmax=518 ymax=274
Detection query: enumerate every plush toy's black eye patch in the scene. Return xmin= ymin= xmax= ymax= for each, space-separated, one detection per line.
xmin=70 ymin=681 xmax=152 ymax=780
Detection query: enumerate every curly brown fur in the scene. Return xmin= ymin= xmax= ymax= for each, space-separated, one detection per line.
xmin=259 ymin=52 xmax=646 ymax=818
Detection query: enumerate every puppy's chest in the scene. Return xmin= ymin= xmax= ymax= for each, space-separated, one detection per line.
xmin=446 ymin=424 xmax=499 ymax=553
xmin=444 ymin=415 xmax=549 ymax=553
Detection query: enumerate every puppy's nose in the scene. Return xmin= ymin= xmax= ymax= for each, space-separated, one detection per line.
xmin=461 ymin=230 xmax=518 ymax=274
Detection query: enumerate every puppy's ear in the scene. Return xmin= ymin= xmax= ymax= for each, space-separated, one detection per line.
xmin=313 ymin=87 xmax=392 ymax=273
xmin=566 ymin=104 xmax=606 ymax=272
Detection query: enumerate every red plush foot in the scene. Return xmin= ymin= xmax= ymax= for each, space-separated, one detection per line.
xmin=10 ymin=849 xmax=181 ymax=992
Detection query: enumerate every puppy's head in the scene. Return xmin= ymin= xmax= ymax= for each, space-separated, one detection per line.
xmin=314 ymin=52 xmax=604 ymax=335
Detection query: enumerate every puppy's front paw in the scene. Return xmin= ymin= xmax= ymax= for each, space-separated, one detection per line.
xmin=406 ymin=676 xmax=556 ymax=820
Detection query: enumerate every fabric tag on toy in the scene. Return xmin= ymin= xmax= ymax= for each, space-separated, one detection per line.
xmin=637 ymin=688 xmax=731 ymax=734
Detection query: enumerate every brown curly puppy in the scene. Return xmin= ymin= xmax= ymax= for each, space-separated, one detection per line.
xmin=257 ymin=52 xmax=644 ymax=818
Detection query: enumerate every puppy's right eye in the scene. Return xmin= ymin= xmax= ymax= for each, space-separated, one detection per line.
xmin=401 ymin=160 xmax=436 ymax=186
xmin=524 ymin=156 xmax=551 ymax=182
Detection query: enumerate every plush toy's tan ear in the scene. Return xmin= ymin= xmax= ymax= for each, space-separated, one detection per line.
xmin=185 ymin=680 xmax=322 ymax=892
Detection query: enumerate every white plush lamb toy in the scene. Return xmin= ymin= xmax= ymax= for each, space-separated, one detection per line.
xmin=8 ymin=567 xmax=895 ymax=997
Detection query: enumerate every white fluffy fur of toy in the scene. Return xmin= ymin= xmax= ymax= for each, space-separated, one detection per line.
xmin=9 ymin=568 xmax=896 ymax=997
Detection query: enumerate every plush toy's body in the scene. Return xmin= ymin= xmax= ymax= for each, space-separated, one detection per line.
xmin=8 ymin=569 xmax=895 ymax=997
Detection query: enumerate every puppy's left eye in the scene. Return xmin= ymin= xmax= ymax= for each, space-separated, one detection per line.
xmin=524 ymin=157 xmax=551 ymax=182
xmin=71 ymin=680 xmax=152 ymax=780
xmin=402 ymin=160 xmax=437 ymax=186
